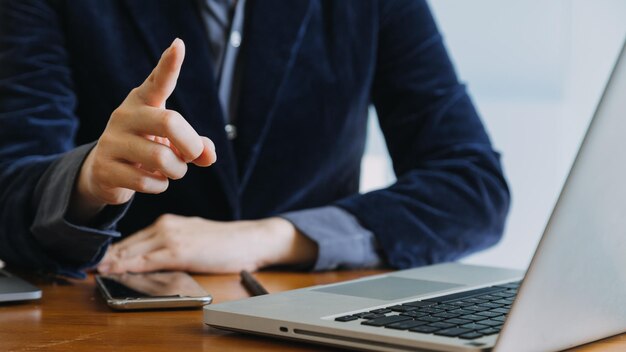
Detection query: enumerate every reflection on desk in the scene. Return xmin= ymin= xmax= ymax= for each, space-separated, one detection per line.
xmin=0 ymin=270 xmax=623 ymax=351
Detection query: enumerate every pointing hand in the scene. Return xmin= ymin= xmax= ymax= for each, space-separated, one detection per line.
xmin=70 ymin=39 xmax=216 ymax=221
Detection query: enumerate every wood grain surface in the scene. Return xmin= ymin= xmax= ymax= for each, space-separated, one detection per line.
xmin=0 ymin=270 xmax=622 ymax=351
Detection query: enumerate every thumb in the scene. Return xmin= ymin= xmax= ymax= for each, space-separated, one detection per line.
xmin=134 ymin=38 xmax=185 ymax=108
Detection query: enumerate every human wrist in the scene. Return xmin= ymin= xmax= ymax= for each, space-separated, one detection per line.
xmin=254 ymin=217 xmax=318 ymax=269
xmin=66 ymin=151 xmax=106 ymax=224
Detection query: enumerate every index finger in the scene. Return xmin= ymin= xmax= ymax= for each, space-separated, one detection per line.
xmin=134 ymin=38 xmax=185 ymax=108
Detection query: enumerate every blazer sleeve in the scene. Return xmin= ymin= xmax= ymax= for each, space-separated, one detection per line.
xmin=336 ymin=0 xmax=510 ymax=269
xmin=0 ymin=1 xmax=124 ymax=277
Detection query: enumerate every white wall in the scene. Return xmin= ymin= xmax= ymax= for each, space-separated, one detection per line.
xmin=360 ymin=0 xmax=626 ymax=270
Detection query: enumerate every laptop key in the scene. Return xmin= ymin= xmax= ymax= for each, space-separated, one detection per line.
xmin=403 ymin=300 xmax=436 ymax=308
xmin=417 ymin=307 xmax=445 ymax=314
xmin=400 ymin=311 xmax=428 ymax=318
xmin=335 ymin=315 xmax=358 ymax=322
xmin=370 ymin=308 xmax=392 ymax=314
xmin=442 ymin=318 xmax=471 ymax=325
xmin=434 ymin=327 xmax=473 ymax=337
xmin=479 ymin=327 xmax=501 ymax=335
xmin=459 ymin=332 xmax=484 ymax=340
xmin=435 ymin=304 xmax=459 ymax=310
xmin=465 ymin=305 xmax=490 ymax=312
xmin=448 ymin=308 xmax=476 ymax=315
xmin=460 ymin=314 xmax=488 ymax=321
xmin=360 ymin=313 xmax=386 ymax=320
xmin=361 ymin=315 xmax=411 ymax=327
xmin=417 ymin=316 xmax=443 ymax=323
xmin=463 ymin=298 xmax=489 ymax=304
xmin=490 ymin=307 xmax=510 ymax=314
xmin=461 ymin=323 xmax=489 ymax=330
xmin=477 ymin=302 xmax=503 ymax=309
xmin=409 ymin=325 xmax=441 ymax=334
xmin=477 ymin=294 xmax=500 ymax=300
xmin=428 ymin=322 xmax=456 ymax=329
xmin=385 ymin=320 xmax=428 ymax=330
xmin=476 ymin=311 xmax=502 ymax=318
xmin=478 ymin=319 xmax=503 ymax=327
xmin=493 ymin=299 xmax=514 ymax=305
xmin=432 ymin=312 xmax=460 ymax=319
xmin=389 ymin=305 xmax=417 ymax=313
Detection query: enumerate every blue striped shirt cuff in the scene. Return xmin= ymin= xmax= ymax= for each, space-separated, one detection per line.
xmin=281 ymin=206 xmax=382 ymax=271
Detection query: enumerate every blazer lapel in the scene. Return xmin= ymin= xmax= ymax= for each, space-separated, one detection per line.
xmin=123 ymin=0 xmax=240 ymax=217
xmin=236 ymin=0 xmax=314 ymax=194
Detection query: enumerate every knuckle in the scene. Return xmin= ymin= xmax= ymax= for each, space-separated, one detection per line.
xmin=170 ymin=163 xmax=188 ymax=180
xmin=98 ymin=132 xmax=116 ymax=148
xmin=110 ymin=108 xmax=122 ymax=121
xmin=110 ymin=107 xmax=129 ymax=122
xmin=160 ymin=233 xmax=177 ymax=249
xmin=93 ymin=164 xmax=116 ymax=190
xmin=158 ymin=110 xmax=181 ymax=135
xmin=156 ymin=214 xmax=175 ymax=229
xmin=130 ymin=87 xmax=143 ymax=101
xmin=91 ymin=160 xmax=107 ymax=181
xmin=132 ymin=175 xmax=152 ymax=193
xmin=150 ymin=146 xmax=170 ymax=169
xmin=160 ymin=232 xmax=180 ymax=250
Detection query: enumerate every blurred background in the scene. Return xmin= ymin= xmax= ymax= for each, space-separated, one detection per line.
xmin=361 ymin=0 xmax=626 ymax=270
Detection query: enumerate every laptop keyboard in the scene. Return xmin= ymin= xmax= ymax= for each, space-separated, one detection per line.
xmin=334 ymin=281 xmax=520 ymax=340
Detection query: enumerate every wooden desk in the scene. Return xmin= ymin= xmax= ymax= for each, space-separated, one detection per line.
xmin=0 ymin=270 xmax=623 ymax=351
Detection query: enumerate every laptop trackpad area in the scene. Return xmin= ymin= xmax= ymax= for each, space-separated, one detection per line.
xmin=314 ymin=277 xmax=462 ymax=301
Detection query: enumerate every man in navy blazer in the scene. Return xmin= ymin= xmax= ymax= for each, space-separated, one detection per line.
xmin=0 ymin=0 xmax=509 ymax=278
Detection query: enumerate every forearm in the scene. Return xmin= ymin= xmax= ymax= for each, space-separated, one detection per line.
xmin=336 ymin=154 xmax=510 ymax=269
xmin=255 ymin=217 xmax=318 ymax=269
xmin=356 ymin=0 xmax=510 ymax=268
xmin=0 ymin=145 xmax=126 ymax=276
xmin=98 ymin=215 xmax=318 ymax=274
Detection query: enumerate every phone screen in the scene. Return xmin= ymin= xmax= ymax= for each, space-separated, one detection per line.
xmin=98 ymin=272 xmax=209 ymax=299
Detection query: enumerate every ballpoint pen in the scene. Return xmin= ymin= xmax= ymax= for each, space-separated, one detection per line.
xmin=240 ymin=270 xmax=269 ymax=296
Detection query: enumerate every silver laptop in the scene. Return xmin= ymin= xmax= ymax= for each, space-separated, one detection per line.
xmin=0 ymin=269 xmax=41 ymax=303
xmin=204 ymin=40 xmax=626 ymax=352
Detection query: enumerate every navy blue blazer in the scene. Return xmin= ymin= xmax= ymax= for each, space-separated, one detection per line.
xmin=0 ymin=0 xmax=509 ymax=273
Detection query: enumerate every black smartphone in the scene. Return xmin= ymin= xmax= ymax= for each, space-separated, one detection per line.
xmin=95 ymin=271 xmax=212 ymax=310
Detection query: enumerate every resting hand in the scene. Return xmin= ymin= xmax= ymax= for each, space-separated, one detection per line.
xmin=97 ymin=214 xmax=318 ymax=274
xmin=69 ymin=39 xmax=216 ymax=222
